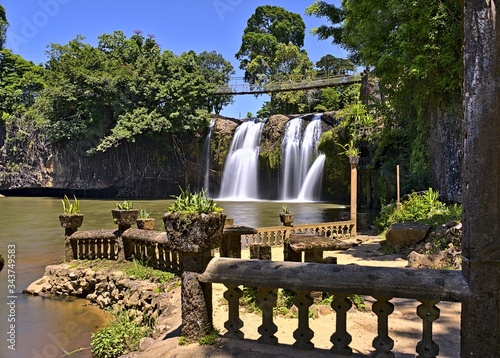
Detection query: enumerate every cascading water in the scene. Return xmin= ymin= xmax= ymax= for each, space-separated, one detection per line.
xmin=202 ymin=119 xmax=215 ymax=195
xmin=297 ymin=154 xmax=326 ymax=201
xmin=281 ymin=114 xmax=325 ymax=201
xmin=219 ymin=119 xmax=265 ymax=200
xmin=281 ymin=117 xmax=303 ymax=200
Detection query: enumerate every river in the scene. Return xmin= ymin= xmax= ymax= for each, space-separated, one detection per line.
xmin=0 ymin=196 xmax=345 ymax=357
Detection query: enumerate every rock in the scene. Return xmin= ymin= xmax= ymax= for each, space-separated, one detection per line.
xmin=406 ymin=250 xmax=448 ymax=269
xmin=25 ymin=278 xmax=52 ymax=295
xmin=139 ymin=337 xmax=155 ymax=352
xmin=385 ymin=222 xmax=431 ymax=249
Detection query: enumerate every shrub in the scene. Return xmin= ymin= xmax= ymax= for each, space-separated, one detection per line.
xmin=167 ymin=187 xmax=223 ymax=214
xmin=91 ymin=310 xmax=152 ymax=358
xmin=374 ymin=188 xmax=462 ymax=233
xmin=61 ymin=195 xmax=80 ymax=214
xmin=114 ymin=200 xmax=134 ymax=210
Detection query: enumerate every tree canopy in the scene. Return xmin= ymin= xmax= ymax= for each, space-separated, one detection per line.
xmin=0 ymin=5 xmax=7 ymax=50
xmin=236 ymin=5 xmax=306 ymax=86
xmin=31 ymin=31 xmax=227 ymax=152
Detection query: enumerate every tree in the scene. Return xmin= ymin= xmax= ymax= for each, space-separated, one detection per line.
xmin=315 ymin=54 xmax=354 ymax=76
xmin=0 ymin=5 xmax=7 ymax=50
xmin=236 ymin=5 xmax=306 ymax=86
xmin=307 ymin=0 xmax=462 ymax=194
xmin=197 ymin=51 xmax=235 ymax=114
xmin=32 ymin=32 xmax=211 ymax=152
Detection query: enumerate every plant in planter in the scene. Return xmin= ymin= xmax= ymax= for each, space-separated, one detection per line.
xmin=112 ymin=200 xmax=139 ymax=229
xmin=59 ymin=195 xmax=84 ymax=231
xmin=336 ymin=140 xmax=360 ymax=164
xmin=136 ymin=209 xmax=156 ymax=230
xmin=279 ymin=205 xmax=295 ymax=226
xmin=163 ymin=187 xmax=226 ymax=253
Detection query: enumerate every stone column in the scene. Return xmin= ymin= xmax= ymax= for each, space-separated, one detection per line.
xmin=163 ymin=212 xmax=226 ymax=342
xmin=349 ymin=156 xmax=359 ymax=236
xmin=461 ymin=1 xmax=500 ymax=356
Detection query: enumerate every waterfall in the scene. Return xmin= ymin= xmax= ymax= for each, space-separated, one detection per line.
xmin=219 ymin=119 xmax=265 ymax=200
xmin=202 ymin=119 xmax=215 ymax=195
xmin=297 ymin=154 xmax=326 ymax=201
xmin=281 ymin=114 xmax=325 ymax=201
xmin=281 ymin=117 xmax=303 ymax=200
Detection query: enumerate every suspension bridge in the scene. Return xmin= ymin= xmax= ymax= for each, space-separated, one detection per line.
xmin=213 ymin=73 xmax=364 ymax=96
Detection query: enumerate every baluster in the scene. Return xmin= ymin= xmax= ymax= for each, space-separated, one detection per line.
xmin=292 ymin=290 xmax=314 ymax=350
xmin=223 ymin=285 xmax=244 ymax=339
xmin=109 ymin=239 xmax=116 ymax=260
xmin=83 ymin=239 xmax=90 ymax=259
xmin=158 ymin=244 xmax=166 ymax=270
xmin=89 ymin=238 xmax=96 ymax=260
xmin=78 ymin=239 xmax=84 ymax=260
xmin=96 ymin=238 xmax=102 ymax=259
xmin=372 ymin=296 xmax=395 ymax=357
xmin=103 ymin=238 xmax=109 ymax=259
xmin=257 ymin=287 xmax=278 ymax=345
xmin=330 ymin=294 xmax=353 ymax=355
xmin=147 ymin=242 xmax=156 ymax=266
xmin=416 ymin=300 xmax=440 ymax=358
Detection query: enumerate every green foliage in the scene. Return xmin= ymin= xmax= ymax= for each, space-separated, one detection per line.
xmin=308 ymin=0 xmax=462 ymax=192
xmin=198 ymin=325 xmax=220 ymax=346
xmin=240 ymin=286 xmax=260 ymax=314
xmin=178 ymin=336 xmax=189 ymax=346
xmin=374 ymin=188 xmax=462 ymax=233
xmin=336 ymin=140 xmax=359 ymax=157
xmin=114 ymin=200 xmax=134 ymax=210
xmin=138 ymin=209 xmax=151 ymax=219
xmin=91 ymin=310 xmax=152 ymax=358
xmin=0 ymin=5 xmax=7 ymax=50
xmin=167 ymin=187 xmax=223 ymax=214
xmin=236 ymin=5 xmax=306 ymax=85
xmin=61 ymin=195 xmax=80 ymax=215
xmin=122 ymin=259 xmax=175 ymax=283
xmin=282 ymin=205 xmax=291 ymax=214
xmin=30 ymin=31 xmax=215 ymax=152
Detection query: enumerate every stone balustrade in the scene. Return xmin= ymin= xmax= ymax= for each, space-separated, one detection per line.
xmin=200 ymin=258 xmax=470 ymax=356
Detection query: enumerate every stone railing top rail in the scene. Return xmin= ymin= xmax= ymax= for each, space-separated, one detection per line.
xmin=70 ymin=229 xmax=118 ymax=239
xmin=200 ymin=258 xmax=471 ymax=302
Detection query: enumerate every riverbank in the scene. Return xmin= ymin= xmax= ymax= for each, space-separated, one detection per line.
xmin=24 ymin=234 xmax=461 ymax=357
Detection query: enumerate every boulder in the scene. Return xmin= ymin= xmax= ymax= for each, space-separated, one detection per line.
xmin=407 ymin=250 xmax=448 ymax=269
xmin=385 ymin=222 xmax=431 ymax=249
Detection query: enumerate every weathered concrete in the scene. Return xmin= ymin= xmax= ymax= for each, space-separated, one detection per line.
xmin=461 ymin=1 xmax=500 ymax=356
xmin=200 ymin=258 xmax=470 ymax=302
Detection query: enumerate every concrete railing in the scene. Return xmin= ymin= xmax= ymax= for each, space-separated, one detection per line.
xmin=200 ymin=258 xmax=470 ymax=356
xmin=242 ymin=221 xmax=355 ymax=247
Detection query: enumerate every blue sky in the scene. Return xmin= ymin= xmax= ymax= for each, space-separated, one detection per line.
xmin=1 ymin=0 xmax=346 ymax=118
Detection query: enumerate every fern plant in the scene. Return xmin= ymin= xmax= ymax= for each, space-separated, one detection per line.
xmin=61 ymin=195 xmax=80 ymax=215
xmin=167 ymin=187 xmax=223 ymax=214
xmin=114 ymin=200 xmax=134 ymax=210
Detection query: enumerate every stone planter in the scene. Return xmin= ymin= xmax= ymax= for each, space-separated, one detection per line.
xmin=59 ymin=214 xmax=84 ymax=230
xmin=349 ymin=155 xmax=360 ymax=165
xmin=111 ymin=209 xmax=139 ymax=226
xmin=163 ymin=212 xmax=227 ymax=253
xmin=279 ymin=213 xmax=295 ymax=226
xmin=136 ymin=218 xmax=156 ymax=230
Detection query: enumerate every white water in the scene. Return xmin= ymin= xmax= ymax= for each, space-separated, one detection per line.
xmin=219 ymin=120 xmax=264 ymax=200
xmin=281 ymin=117 xmax=303 ymax=200
xmin=203 ymin=119 xmax=215 ymax=195
xmin=281 ymin=115 xmax=325 ymax=200
xmin=297 ymin=154 xmax=326 ymax=201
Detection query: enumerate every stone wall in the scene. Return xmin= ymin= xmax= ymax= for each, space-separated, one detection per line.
xmin=24 ymin=264 xmax=180 ymax=339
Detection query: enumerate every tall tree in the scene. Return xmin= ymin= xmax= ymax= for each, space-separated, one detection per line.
xmin=32 ymin=32 xmax=211 ymax=152
xmin=197 ymin=50 xmax=235 ymax=115
xmin=236 ymin=5 xmax=306 ymax=86
xmin=0 ymin=5 xmax=7 ymax=50
xmin=307 ymin=0 xmax=462 ymax=195
xmin=315 ymin=54 xmax=354 ymax=76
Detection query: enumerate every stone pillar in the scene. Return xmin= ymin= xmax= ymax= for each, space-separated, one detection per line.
xmin=461 ymin=1 xmax=500 ymax=356
xmin=349 ymin=156 xmax=359 ymax=236
xmin=163 ymin=212 xmax=226 ymax=342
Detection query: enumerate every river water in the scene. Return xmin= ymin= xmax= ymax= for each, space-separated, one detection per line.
xmin=0 ymin=196 xmax=345 ymax=357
